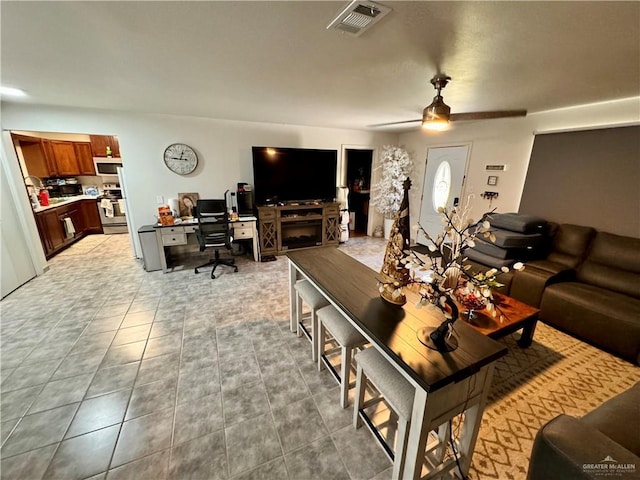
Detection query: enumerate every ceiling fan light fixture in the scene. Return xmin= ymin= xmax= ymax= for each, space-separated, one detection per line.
xmin=422 ymin=95 xmax=451 ymax=131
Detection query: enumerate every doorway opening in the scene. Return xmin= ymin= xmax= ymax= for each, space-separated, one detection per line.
xmin=345 ymin=148 xmax=373 ymax=237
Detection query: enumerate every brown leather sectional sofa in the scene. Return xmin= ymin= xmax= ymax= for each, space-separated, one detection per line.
xmin=509 ymin=223 xmax=640 ymax=365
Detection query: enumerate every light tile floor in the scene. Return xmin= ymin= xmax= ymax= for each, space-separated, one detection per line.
xmin=0 ymin=234 xmax=394 ymax=480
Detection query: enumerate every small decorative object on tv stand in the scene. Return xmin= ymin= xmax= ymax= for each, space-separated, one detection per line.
xmin=257 ymin=202 xmax=341 ymax=256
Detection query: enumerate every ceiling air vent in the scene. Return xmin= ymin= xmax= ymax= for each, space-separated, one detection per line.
xmin=327 ymin=1 xmax=391 ymax=37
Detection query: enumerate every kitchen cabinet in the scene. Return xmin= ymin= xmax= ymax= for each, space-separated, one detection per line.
xmin=82 ymin=200 xmax=102 ymax=234
xmin=12 ymin=134 xmax=59 ymax=178
xmin=90 ymin=135 xmax=120 ymax=158
xmin=60 ymin=205 xmax=85 ymax=238
xmin=35 ymin=199 xmax=102 ymax=258
xmin=36 ymin=209 xmax=66 ymax=255
xmin=74 ymin=142 xmax=96 ymax=175
xmin=42 ymin=140 xmax=58 ymax=176
xmin=50 ymin=141 xmax=80 ymax=176
xmin=19 ymin=140 xmax=50 ymax=178
xmin=15 ymin=134 xmax=101 ymax=177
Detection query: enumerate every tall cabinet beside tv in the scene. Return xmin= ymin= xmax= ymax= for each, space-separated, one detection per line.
xmin=257 ymin=203 xmax=340 ymax=257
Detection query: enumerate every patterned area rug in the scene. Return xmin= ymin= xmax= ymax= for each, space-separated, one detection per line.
xmin=468 ymin=322 xmax=640 ymax=480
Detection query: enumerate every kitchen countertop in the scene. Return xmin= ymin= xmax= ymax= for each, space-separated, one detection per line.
xmin=33 ymin=195 xmax=99 ymax=213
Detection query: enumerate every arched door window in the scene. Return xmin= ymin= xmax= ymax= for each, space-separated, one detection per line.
xmin=432 ymin=161 xmax=451 ymax=212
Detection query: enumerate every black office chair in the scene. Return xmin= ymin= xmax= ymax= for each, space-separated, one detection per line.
xmin=194 ymin=199 xmax=238 ymax=279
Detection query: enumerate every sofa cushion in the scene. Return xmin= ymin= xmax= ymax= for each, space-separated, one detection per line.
xmin=524 ymin=260 xmax=575 ymax=276
xmin=577 ymin=232 xmax=640 ymax=299
xmin=473 ymin=238 xmax=532 ymax=261
xmin=583 ymin=382 xmax=640 ymax=456
xmin=487 ymin=212 xmax=547 ymax=234
xmin=464 ymin=248 xmax=514 ymax=269
xmin=540 ymin=282 xmax=640 ymax=364
xmin=490 ymin=229 xmax=544 ymax=248
xmin=546 ymin=224 xmax=596 ymax=269
xmin=509 ymin=265 xmax=568 ymax=308
xmin=472 ymin=238 xmax=510 ymax=259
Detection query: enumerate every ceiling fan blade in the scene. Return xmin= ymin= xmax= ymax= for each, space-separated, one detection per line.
xmin=370 ymin=119 xmax=422 ymax=127
xmin=371 ymin=110 xmax=527 ymax=128
xmin=449 ymin=110 xmax=527 ymax=121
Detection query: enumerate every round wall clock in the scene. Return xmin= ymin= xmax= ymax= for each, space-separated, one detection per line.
xmin=163 ymin=143 xmax=198 ymax=175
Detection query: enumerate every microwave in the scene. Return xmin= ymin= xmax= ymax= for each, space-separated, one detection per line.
xmin=93 ymin=157 xmax=122 ymax=177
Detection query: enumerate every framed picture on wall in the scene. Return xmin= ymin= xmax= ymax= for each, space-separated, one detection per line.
xmin=178 ymin=192 xmax=199 ymax=218
xmin=487 ymin=176 xmax=498 ymax=186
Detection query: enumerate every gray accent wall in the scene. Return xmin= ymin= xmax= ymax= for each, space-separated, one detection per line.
xmin=519 ymin=125 xmax=639 ymax=238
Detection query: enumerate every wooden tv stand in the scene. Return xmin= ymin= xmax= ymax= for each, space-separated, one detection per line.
xmin=257 ymin=202 xmax=340 ymax=257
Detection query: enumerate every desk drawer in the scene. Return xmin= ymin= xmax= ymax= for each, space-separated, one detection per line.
xmin=234 ymin=221 xmax=254 ymax=230
xmin=233 ymin=227 xmax=253 ymax=239
xmin=259 ymin=210 xmax=276 ymax=220
xmin=162 ymin=233 xmax=187 ymax=246
xmin=183 ymin=225 xmax=198 ymax=234
xmin=324 ymin=206 xmax=339 ymax=215
xmin=162 ymin=226 xmax=185 ymax=235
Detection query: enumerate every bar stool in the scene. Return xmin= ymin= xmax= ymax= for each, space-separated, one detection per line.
xmin=353 ymin=348 xmax=451 ymax=480
xmin=294 ymin=279 xmax=329 ymax=362
xmin=353 ymin=347 xmax=415 ymax=479
xmin=316 ymin=305 xmax=368 ymax=408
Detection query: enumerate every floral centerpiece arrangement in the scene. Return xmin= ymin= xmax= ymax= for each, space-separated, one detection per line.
xmin=378 ymin=194 xmax=524 ymax=351
xmin=408 ymin=201 xmax=523 ymax=314
xmin=371 ymin=145 xmax=413 ymax=220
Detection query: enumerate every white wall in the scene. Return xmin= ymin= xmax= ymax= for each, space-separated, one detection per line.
xmin=399 ymin=97 xmax=640 ymax=241
xmin=2 ymin=97 xmax=636 ymax=266
xmin=1 ymin=103 xmax=398 ymax=259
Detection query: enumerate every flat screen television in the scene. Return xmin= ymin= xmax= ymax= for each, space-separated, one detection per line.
xmin=252 ymin=146 xmax=338 ymax=205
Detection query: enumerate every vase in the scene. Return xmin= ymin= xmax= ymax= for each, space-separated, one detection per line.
xmin=443 ymin=266 xmax=462 ymax=290
xmin=379 ymin=284 xmax=406 ymax=306
xmin=383 ymin=217 xmax=394 ymax=239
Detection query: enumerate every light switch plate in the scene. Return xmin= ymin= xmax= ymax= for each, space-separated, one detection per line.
xmin=156 ymin=195 xmax=164 ymax=204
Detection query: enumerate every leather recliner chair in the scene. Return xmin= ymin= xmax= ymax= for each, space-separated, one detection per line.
xmin=527 ymin=382 xmax=640 ymax=480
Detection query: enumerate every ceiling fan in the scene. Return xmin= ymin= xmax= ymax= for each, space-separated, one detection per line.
xmin=377 ymin=74 xmax=527 ymax=131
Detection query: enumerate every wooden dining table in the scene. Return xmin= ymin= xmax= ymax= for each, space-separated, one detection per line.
xmin=287 ymin=247 xmax=508 ymax=480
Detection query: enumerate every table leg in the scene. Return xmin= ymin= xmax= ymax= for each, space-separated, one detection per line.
xmin=457 ymin=364 xmax=495 ymax=475
xmin=288 ymin=261 xmax=298 ymax=333
xmin=403 ymin=388 xmax=432 ymax=480
xmin=156 ymin=229 xmax=168 ymax=273
xmin=517 ymin=317 xmax=538 ymax=348
xmin=252 ymin=223 xmax=260 ymax=262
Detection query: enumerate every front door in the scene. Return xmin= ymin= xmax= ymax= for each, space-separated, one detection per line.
xmin=417 ymin=144 xmax=470 ymax=246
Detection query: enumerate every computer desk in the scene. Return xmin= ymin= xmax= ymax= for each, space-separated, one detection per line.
xmin=145 ymin=216 xmax=259 ymax=273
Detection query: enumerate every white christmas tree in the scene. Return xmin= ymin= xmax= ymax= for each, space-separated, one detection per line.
xmin=371 ymin=145 xmax=413 ymax=218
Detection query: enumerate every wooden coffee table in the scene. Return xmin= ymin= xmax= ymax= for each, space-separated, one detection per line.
xmin=459 ymin=293 xmax=540 ymax=347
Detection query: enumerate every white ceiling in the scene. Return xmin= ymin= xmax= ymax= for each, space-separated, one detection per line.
xmin=2 ymin=1 xmax=639 ymax=132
